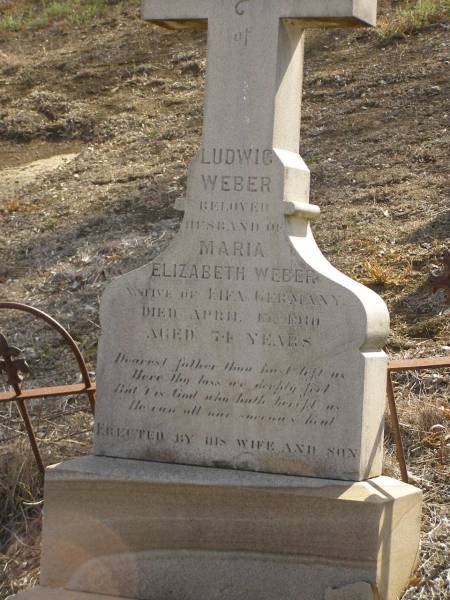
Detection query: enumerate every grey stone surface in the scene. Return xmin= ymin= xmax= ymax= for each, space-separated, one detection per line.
xmin=9 ymin=580 xmax=377 ymax=600
xmin=36 ymin=457 xmax=421 ymax=600
xmin=94 ymin=0 xmax=389 ymax=481
xmin=325 ymin=581 xmax=375 ymax=600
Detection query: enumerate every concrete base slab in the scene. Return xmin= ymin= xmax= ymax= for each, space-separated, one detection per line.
xmin=11 ymin=456 xmax=421 ymax=600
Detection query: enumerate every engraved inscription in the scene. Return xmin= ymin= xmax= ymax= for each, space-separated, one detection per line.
xmin=200 ymin=148 xmax=273 ymax=166
xmin=233 ymin=27 xmax=250 ymax=47
xmin=108 ymin=352 xmax=347 ymax=434
xmin=201 ymin=174 xmax=272 ymax=193
xmin=235 ymin=0 xmax=249 ymax=16
xmin=150 ymin=262 xmax=246 ymax=281
xmin=199 ymin=240 xmax=264 ymax=257
xmin=198 ymin=200 xmax=269 ymax=213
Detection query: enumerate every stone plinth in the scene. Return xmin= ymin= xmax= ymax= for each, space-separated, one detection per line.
xmin=12 ymin=456 xmax=421 ymax=600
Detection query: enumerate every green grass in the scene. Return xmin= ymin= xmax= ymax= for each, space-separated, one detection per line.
xmin=43 ymin=1 xmax=73 ymax=20
xmin=0 ymin=12 xmax=27 ymax=32
xmin=0 ymin=0 xmax=138 ymax=32
xmin=377 ymin=0 xmax=449 ymax=43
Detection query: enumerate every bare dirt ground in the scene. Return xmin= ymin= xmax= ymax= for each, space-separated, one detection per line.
xmin=0 ymin=3 xmax=448 ymax=599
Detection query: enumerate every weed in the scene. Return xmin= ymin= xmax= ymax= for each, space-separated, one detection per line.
xmin=0 ymin=13 xmax=25 ymax=32
xmin=145 ymin=128 xmax=159 ymax=137
xmin=362 ymin=260 xmax=397 ymax=286
xmin=42 ymin=1 xmax=72 ymax=20
xmin=45 ymin=216 xmax=58 ymax=229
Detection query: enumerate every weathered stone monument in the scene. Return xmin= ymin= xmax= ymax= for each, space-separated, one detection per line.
xmin=11 ymin=1 xmax=422 ymax=599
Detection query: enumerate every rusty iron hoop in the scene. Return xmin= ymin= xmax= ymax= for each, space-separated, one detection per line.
xmin=0 ymin=302 xmax=96 ymax=474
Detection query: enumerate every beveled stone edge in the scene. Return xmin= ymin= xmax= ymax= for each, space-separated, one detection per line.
xmin=8 ymin=585 xmax=125 ymax=600
xmin=45 ymin=456 xmax=421 ymax=502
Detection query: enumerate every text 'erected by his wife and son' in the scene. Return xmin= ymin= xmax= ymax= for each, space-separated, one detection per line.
xmin=96 ymin=424 xmax=359 ymax=462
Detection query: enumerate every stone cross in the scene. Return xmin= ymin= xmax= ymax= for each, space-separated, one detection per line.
xmin=94 ymin=0 xmax=388 ymax=481
xmin=143 ymin=0 xmax=376 ymax=154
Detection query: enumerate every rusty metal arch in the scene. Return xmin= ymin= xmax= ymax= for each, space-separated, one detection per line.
xmin=0 ymin=302 xmax=96 ymax=474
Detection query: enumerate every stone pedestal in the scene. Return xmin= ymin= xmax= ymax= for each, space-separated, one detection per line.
xmin=11 ymin=456 xmax=421 ymax=600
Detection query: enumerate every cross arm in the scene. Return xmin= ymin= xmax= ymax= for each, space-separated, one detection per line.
xmin=142 ymin=0 xmax=376 ymax=30
xmin=281 ymin=0 xmax=377 ymax=27
xmin=141 ymin=0 xmax=210 ymax=30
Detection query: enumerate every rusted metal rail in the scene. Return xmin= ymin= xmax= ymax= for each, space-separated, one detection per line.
xmin=0 ymin=302 xmax=96 ymax=474
xmin=387 ymin=355 xmax=450 ymax=484
xmin=0 ymin=383 xmax=96 ymax=404
xmin=389 ymin=356 xmax=450 ymax=372
xmin=0 ymin=302 xmax=448 ymax=481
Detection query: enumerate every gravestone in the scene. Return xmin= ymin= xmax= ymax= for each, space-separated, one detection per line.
xmin=10 ymin=2 xmax=422 ymax=600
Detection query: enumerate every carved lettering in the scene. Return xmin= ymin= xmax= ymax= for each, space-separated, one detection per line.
xmin=96 ymin=423 xmax=164 ymax=442
xmin=103 ymin=350 xmax=351 ymax=469
xmin=199 ymin=200 xmax=269 ymax=213
xmin=201 ymin=173 xmax=272 ymax=193
xmin=184 ymin=220 xmax=261 ymax=233
xmin=149 ymin=328 xmax=194 ymax=342
xmin=205 ymin=436 xmax=227 ymax=446
xmin=192 ymin=309 xmax=240 ymax=323
xmin=201 ymin=147 xmax=273 ymax=166
xmin=150 ymin=262 xmax=246 ymax=281
xmin=199 ymin=240 xmax=264 ymax=257
xmin=235 ymin=0 xmax=249 ymax=16
xmin=254 ymin=290 xmax=341 ymax=306
xmin=142 ymin=306 xmax=177 ymax=319
xmin=208 ymin=287 xmax=247 ymax=302
xmin=257 ymin=312 xmax=320 ymax=328
xmin=254 ymin=267 xmax=318 ymax=284
xmin=246 ymin=332 xmax=311 ymax=349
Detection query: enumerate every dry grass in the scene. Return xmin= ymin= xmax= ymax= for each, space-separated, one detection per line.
xmin=377 ymin=0 xmax=449 ymax=43
xmin=361 ymin=260 xmax=403 ymax=287
xmin=0 ymin=407 xmax=93 ymax=599
xmin=0 ymin=447 xmax=42 ymax=598
xmin=0 ymin=311 xmax=94 ymax=598
xmin=386 ymin=370 xmax=449 ymax=599
xmin=0 ymin=0 xmax=138 ymax=31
